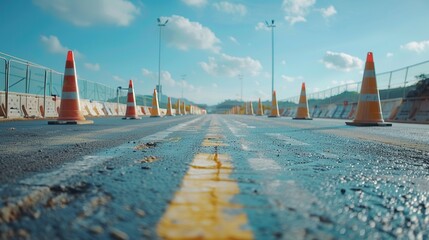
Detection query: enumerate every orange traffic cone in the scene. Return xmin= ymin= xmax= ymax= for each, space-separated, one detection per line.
xmin=48 ymin=51 xmax=93 ymax=125
xmin=257 ymin=98 xmax=263 ymax=116
xmin=293 ymin=82 xmax=312 ymax=120
xmin=176 ymin=99 xmax=182 ymax=115
xmin=151 ymin=89 xmax=161 ymax=117
xmin=269 ymin=90 xmax=280 ymax=117
xmin=166 ymin=97 xmax=174 ymax=116
xmin=248 ymin=101 xmax=254 ymax=115
xmin=123 ymin=80 xmax=141 ymax=120
xmin=181 ymin=102 xmax=186 ymax=115
xmin=346 ymin=52 xmax=392 ymax=126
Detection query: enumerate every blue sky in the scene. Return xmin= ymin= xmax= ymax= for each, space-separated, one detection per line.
xmin=1 ymin=0 xmax=429 ymax=105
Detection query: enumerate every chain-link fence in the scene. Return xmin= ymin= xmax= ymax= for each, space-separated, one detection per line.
xmin=281 ymin=60 xmax=429 ymax=105
xmin=0 ymin=52 xmax=172 ymax=110
xmin=0 ymin=52 xmax=117 ymax=103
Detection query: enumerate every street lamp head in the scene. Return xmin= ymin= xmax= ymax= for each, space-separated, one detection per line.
xmin=157 ymin=18 xmax=169 ymax=26
xmin=265 ymin=19 xmax=275 ymax=27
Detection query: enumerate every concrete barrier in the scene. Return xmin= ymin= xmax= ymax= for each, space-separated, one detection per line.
xmin=0 ymin=93 xmax=5 ymax=117
xmin=413 ymin=98 xmax=429 ymax=122
xmin=393 ymin=99 xmax=413 ymax=122
xmin=136 ymin=105 xmax=144 ymax=116
xmin=103 ymin=102 xmax=115 ymax=116
xmin=347 ymin=103 xmax=358 ymax=119
xmin=311 ymin=106 xmax=321 ymax=118
xmin=22 ymin=95 xmax=41 ymax=118
xmin=332 ymin=105 xmax=344 ymax=119
xmin=6 ymin=93 xmax=23 ymax=118
xmin=392 ymin=97 xmax=429 ymax=123
xmin=381 ymin=98 xmax=402 ymax=121
xmin=1 ymin=91 xmax=207 ymax=120
xmin=340 ymin=104 xmax=352 ymax=119
xmin=44 ymin=96 xmax=58 ymax=117
xmin=282 ymin=107 xmax=293 ymax=117
xmin=92 ymin=102 xmax=105 ymax=116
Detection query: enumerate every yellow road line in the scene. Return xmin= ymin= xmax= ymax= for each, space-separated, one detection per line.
xmin=201 ymin=134 xmax=228 ymax=147
xmin=157 ymin=133 xmax=253 ymax=239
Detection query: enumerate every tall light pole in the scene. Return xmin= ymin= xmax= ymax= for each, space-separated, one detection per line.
xmin=238 ymin=74 xmax=243 ymax=102
xmin=265 ymin=19 xmax=275 ymax=96
xmin=181 ymin=74 xmax=186 ymax=99
xmin=157 ymin=18 xmax=168 ymax=104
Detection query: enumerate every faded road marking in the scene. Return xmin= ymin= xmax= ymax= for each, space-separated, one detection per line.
xmin=248 ymin=158 xmax=282 ymax=171
xmin=265 ymin=133 xmax=309 ymax=146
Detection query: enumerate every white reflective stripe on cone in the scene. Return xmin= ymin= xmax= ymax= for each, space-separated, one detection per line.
xmin=64 ymin=68 xmax=76 ymax=77
xmin=363 ymin=70 xmax=375 ymax=78
xmin=359 ymin=94 xmax=379 ymax=102
xmin=61 ymin=92 xmax=78 ymax=99
xmin=298 ymin=103 xmax=307 ymax=107
xmin=127 ymin=102 xmax=135 ymax=107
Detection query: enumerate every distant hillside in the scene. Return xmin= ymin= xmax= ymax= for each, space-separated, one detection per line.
xmin=211 ymin=81 xmax=426 ymax=113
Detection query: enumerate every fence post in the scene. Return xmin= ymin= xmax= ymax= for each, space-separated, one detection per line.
xmin=43 ymin=69 xmax=47 ymax=118
xmin=402 ymin=67 xmax=409 ymax=98
xmin=387 ymin=72 xmax=392 ymax=99
xmin=25 ymin=63 xmax=29 ymax=94
xmin=5 ymin=60 xmax=10 ymax=118
xmin=49 ymin=70 xmax=53 ymax=96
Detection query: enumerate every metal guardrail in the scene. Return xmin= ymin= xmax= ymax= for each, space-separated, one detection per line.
xmin=0 ymin=53 xmax=123 ymax=118
xmin=281 ymin=60 xmax=429 ymax=105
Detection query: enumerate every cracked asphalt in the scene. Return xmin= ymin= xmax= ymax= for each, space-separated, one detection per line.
xmin=0 ymin=115 xmax=428 ymax=239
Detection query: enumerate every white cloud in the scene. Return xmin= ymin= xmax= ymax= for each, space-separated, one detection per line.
xmin=281 ymin=60 xmax=286 ymax=65
xmin=84 ymin=62 xmax=100 ymax=71
xmin=141 ymin=68 xmax=197 ymax=92
xmin=112 ymin=75 xmax=125 ymax=82
xmin=213 ymin=2 xmax=247 ymax=16
xmin=401 ymin=40 xmax=429 ymax=53
xmin=386 ymin=52 xmax=394 ymax=58
xmin=40 ymin=35 xmax=83 ymax=57
xmin=212 ymin=83 xmax=218 ymax=88
xmin=200 ymin=53 xmax=262 ymax=77
xmin=282 ymin=0 xmax=315 ymax=25
xmin=321 ymin=51 xmax=363 ymax=72
xmin=281 ymin=75 xmax=303 ymax=82
xmin=229 ymin=36 xmax=239 ymax=44
xmin=40 ymin=35 xmax=68 ymax=54
xmin=163 ymin=15 xmax=221 ymax=53
xmin=33 ymin=0 xmax=139 ymax=27
xmin=320 ymin=5 xmax=337 ymax=18
xmin=181 ymin=0 xmax=207 ymax=7
xmin=255 ymin=22 xmax=269 ymax=31
xmin=142 ymin=68 xmax=155 ymax=79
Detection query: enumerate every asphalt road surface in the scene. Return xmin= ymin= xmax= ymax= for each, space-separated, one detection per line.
xmin=0 ymin=115 xmax=428 ymax=239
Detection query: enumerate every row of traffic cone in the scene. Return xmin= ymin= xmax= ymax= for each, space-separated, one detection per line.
xmin=121 ymin=84 xmax=190 ymax=118
xmin=48 ymin=51 xmax=193 ymax=125
xmin=227 ymin=52 xmax=391 ymax=127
